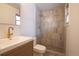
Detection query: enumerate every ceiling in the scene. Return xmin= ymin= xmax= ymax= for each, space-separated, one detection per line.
xmin=36 ymin=3 xmax=65 ymax=11
xmin=7 ymin=3 xmax=20 ymax=9
xmin=7 ymin=3 xmax=65 ymax=10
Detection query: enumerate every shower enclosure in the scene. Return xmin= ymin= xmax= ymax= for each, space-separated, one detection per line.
xmin=36 ymin=5 xmax=65 ymax=54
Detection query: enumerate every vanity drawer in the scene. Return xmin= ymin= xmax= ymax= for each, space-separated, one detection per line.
xmin=1 ymin=41 xmax=33 ymax=56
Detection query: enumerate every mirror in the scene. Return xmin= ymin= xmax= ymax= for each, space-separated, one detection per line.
xmin=0 ymin=3 xmax=20 ymax=25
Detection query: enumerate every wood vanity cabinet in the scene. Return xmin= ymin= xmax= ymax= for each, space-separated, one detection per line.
xmin=1 ymin=41 xmax=33 ymax=56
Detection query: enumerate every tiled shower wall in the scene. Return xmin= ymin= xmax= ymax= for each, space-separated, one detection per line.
xmin=36 ymin=6 xmax=65 ymax=52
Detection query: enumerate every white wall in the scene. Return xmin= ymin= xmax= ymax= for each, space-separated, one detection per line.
xmin=66 ymin=3 xmax=79 ymax=55
xmin=20 ymin=3 xmax=36 ymax=37
xmin=36 ymin=6 xmax=41 ymax=38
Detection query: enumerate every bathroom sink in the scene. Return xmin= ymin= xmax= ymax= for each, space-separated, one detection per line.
xmin=0 ymin=36 xmax=34 ymax=55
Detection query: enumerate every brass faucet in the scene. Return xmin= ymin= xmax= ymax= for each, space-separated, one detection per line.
xmin=8 ymin=27 xmax=14 ymax=39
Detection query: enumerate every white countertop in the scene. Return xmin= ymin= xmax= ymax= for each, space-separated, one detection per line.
xmin=0 ymin=36 xmax=34 ymax=55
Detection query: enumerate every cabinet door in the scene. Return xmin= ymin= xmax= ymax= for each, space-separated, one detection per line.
xmin=1 ymin=41 xmax=33 ymax=56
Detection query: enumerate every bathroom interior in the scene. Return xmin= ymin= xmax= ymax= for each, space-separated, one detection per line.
xmin=0 ymin=3 xmax=79 ymax=56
